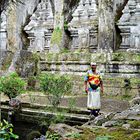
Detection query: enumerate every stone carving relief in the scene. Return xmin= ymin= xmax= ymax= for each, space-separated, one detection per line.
xmin=118 ymin=0 xmax=140 ymax=52
xmin=68 ymin=0 xmax=98 ymax=52
xmin=24 ymin=0 xmax=54 ymax=52
xmin=0 ymin=12 xmax=7 ymax=50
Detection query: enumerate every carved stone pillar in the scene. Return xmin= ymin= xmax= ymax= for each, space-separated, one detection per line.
xmin=0 ymin=12 xmax=7 ymax=50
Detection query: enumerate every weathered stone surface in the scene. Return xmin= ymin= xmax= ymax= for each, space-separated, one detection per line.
xmin=11 ymin=50 xmax=39 ymax=77
xmin=102 ymin=121 xmax=118 ymax=127
xmin=24 ymin=0 xmax=54 ymax=52
xmin=48 ymin=123 xmax=81 ymax=138
xmin=6 ymin=0 xmax=40 ymax=52
xmin=0 ymin=12 xmax=7 ymax=50
xmin=0 ymin=50 xmax=13 ymax=71
xmin=68 ymin=0 xmax=98 ymax=52
xmin=122 ymin=123 xmax=131 ymax=129
xmin=1 ymin=0 xmax=140 ymax=79
xmin=130 ymin=97 xmax=140 ymax=106
xmin=93 ymin=114 xmax=109 ymax=126
xmin=113 ymin=105 xmax=140 ymax=120
xmin=118 ymin=0 xmax=140 ymax=51
xmin=104 ymin=112 xmax=116 ymax=120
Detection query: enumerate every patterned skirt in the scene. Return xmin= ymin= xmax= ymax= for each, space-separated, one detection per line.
xmin=87 ymin=88 xmax=101 ymax=110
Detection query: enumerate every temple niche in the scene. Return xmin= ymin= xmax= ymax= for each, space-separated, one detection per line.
xmin=0 ymin=12 xmax=7 ymax=50
xmin=68 ymin=0 xmax=98 ymax=52
xmin=117 ymin=0 xmax=140 ymax=52
xmin=24 ymin=0 xmax=54 ymax=52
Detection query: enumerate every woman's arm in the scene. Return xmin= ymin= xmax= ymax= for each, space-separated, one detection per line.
xmin=84 ymin=81 xmax=88 ymax=93
xmin=100 ymin=80 xmax=103 ymax=94
xmin=84 ymin=72 xmax=89 ymax=93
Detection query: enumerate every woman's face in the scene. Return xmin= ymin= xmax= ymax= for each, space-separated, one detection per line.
xmin=91 ymin=65 xmax=97 ymax=71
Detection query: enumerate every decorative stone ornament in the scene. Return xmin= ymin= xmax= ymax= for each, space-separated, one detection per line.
xmin=24 ymin=0 xmax=54 ymax=52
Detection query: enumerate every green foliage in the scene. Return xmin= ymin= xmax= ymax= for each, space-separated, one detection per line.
xmin=92 ymin=127 xmax=140 ymax=140
xmin=32 ymin=53 xmax=40 ymax=64
xmin=52 ymin=112 xmax=66 ymax=124
xmin=112 ymin=53 xmax=125 ymax=61
xmin=65 ymin=133 xmax=81 ymax=139
xmin=51 ymin=27 xmax=62 ymax=45
xmin=46 ymin=131 xmax=60 ymax=140
xmin=131 ymin=132 xmax=140 ymax=140
xmin=0 ymin=72 xmax=26 ymax=99
xmin=96 ymin=136 xmax=113 ymax=140
xmin=40 ymin=73 xmax=72 ymax=107
xmin=64 ymin=21 xmax=68 ymax=30
xmin=129 ymin=120 xmax=140 ymax=129
xmin=0 ymin=120 xmax=19 ymax=140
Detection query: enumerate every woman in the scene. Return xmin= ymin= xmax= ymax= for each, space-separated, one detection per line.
xmin=84 ymin=62 xmax=103 ymax=117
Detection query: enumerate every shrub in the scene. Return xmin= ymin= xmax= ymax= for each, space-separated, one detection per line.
xmin=46 ymin=131 xmax=60 ymax=140
xmin=0 ymin=120 xmax=19 ymax=140
xmin=40 ymin=73 xmax=72 ymax=107
xmin=0 ymin=72 xmax=26 ymax=99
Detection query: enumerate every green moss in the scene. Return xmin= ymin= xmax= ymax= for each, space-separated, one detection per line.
xmin=31 ymin=53 xmax=40 ymax=75
xmin=45 ymin=52 xmax=91 ymax=62
xmin=60 ymin=48 xmax=70 ymax=53
xmin=131 ymin=132 xmax=140 ymax=140
xmin=112 ymin=52 xmax=140 ymax=63
xmin=51 ymin=27 xmax=62 ymax=45
xmin=1 ymin=53 xmax=13 ymax=71
xmin=64 ymin=21 xmax=68 ymax=30
xmin=129 ymin=120 xmax=140 ymax=129
xmin=91 ymin=53 xmax=106 ymax=63
xmin=112 ymin=53 xmax=125 ymax=61
xmin=81 ymin=128 xmax=96 ymax=140
xmin=32 ymin=53 xmax=40 ymax=63
xmin=79 ymin=127 xmax=139 ymax=140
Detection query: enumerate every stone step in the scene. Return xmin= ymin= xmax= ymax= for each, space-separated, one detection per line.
xmin=1 ymin=104 xmax=90 ymax=125
xmin=1 ymin=101 xmax=90 ymax=115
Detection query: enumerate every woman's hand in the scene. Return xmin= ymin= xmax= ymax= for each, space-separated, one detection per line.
xmin=100 ymin=88 xmax=103 ymax=94
xmin=85 ymin=87 xmax=88 ymax=93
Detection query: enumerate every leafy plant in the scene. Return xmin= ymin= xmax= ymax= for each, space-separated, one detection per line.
xmin=0 ymin=120 xmax=19 ymax=140
xmin=46 ymin=131 xmax=60 ymax=140
xmin=66 ymin=133 xmax=81 ymax=139
xmin=112 ymin=53 xmax=125 ymax=61
xmin=0 ymin=72 xmax=26 ymax=99
xmin=40 ymin=73 xmax=72 ymax=107
xmin=96 ymin=135 xmax=113 ymax=140
xmin=64 ymin=21 xmax=68 ymax=30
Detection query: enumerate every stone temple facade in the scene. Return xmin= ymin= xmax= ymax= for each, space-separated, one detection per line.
xmin=0 ymin=0 xmax=140 ymax=77
xmin=24 ymin=0 xmax=54 ymax=52
xmin=118 ymin=0 xmax=140 ymax=52
xmin=68 ymin=0 xmax=98 ymax=52
xmin=22 ymin=0 xmax=140 ymax=53
xmin=24 ymin=0 xmax=98 ymax=53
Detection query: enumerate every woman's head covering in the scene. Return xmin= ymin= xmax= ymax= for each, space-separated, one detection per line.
xmin=90 ymin=62 xmax=97 ymax=66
